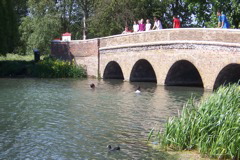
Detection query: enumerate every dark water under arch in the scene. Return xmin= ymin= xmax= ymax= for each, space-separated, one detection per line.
xmin=214 ymin=63 xmax=240 ymax=90
xmin=165 ymin=60 xmax=203 ymax=87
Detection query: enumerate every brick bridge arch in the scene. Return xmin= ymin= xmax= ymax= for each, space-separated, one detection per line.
xmin=101 ymin=55 xmax=206 ymax=87
xmin=213 ymin=63 xmax=240 ymax=90
xmin=103 ymin=61 xmax=124 ymax=80
xmin=165 ymin=60 xmax=203 ymax=87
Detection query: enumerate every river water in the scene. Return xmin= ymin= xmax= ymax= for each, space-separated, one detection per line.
xmin=0 ymin=78 xmax=206 ymax=160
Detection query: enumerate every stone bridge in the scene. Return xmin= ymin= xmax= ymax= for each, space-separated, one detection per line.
xmin=51 ymin=28 xmax=240 ymax=90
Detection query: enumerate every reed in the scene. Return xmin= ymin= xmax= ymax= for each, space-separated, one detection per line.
xmin=150 ymin=84 xmax=240 ymax=159
xmin=32 ymin=57 xmax=87 ymax=78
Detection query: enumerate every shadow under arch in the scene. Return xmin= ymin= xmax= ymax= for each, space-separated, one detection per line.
xmin=165 ymin=60 xmax=203 ymax=87
xmin=213 ymin=63 xmax=240 ymax=90
xmin=130 ymin=59 xmax=157 ymax=82
xmin=103 ymin=61 xmax=124 ymax=80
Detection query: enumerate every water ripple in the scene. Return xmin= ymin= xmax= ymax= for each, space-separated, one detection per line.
xmin=0 ymin=78 xmax=205 ymax=159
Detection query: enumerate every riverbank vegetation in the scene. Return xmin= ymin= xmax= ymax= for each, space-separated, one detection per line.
xmin=149 ymin=84 xmax=240 ymax=159
xmin=0 ymin=54 xmax=86 ymax=78
xmin=1 ymin=0 xmax=240 ymax=55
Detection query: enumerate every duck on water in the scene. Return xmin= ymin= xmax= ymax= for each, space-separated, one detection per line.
xmin=107 ymin=145 xmax=120 ymax=151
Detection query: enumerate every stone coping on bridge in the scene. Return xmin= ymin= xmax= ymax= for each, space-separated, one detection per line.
xmin=65 ymin=28 xmax=240 ymax=48
xmin=99 ymin=28 xmax=240 ymax=39
xmin=99 ymin=40 xmax=240 ymax=51
xmin=69 ymin=28 xmax=240 ymax=42
xmin=98 ymin=28 xmax=240 ymax=49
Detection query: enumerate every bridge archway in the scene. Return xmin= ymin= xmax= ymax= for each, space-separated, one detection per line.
xmin=130 ymin=59 xmax=157 ymax=82
xmin=103 ymin=61 xmax=124 ymax=80
xmin=165 ymin=60 xmax=203 ymax=87
xmin=213 ymin=63 xmax=240 ymax=90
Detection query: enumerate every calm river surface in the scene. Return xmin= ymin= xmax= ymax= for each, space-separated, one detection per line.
xmin=0 ymin=78 xmax=207 ymax=160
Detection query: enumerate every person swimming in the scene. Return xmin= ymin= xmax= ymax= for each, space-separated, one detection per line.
xmin=107 ymin=145 xmax=120 ymax=151
xmin=135 ymin=86 xmax=141 ymax=93
xmin=90 ymin=83 xmax=95 ymax=89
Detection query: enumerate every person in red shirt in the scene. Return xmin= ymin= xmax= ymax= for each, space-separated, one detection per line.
xmin=173 ymin=16 xmax=181 ymax=28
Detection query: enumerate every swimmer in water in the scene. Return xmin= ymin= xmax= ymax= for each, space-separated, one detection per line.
xmin=90 ymin=83 xmax=95 ymax=89
xmin=135 ymin=86 xmax=141 ymax=93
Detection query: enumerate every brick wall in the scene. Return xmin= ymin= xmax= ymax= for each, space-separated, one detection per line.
xmin=51 ymin=39 xmax=99 ymax=77
xmin=51 ymin=42 xmax=73 ymax=60
xmin=70 ymin=39 xmax=99 ymax=57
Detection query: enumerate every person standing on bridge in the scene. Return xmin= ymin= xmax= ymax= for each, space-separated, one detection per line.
xmin=145 ymin=19 xmax=152 ymax=31
xmin=139 ymin=19 xmax=145 ymax=31
xmin=152 ymin=17 xmax=163 ymax=30
xmin=133 ymin=20 xmax=139 ymax=32
xmin=173 ymin=15 xmax=181 ymax=28
xmin=122 ymin=26 xmax=131 ymax=34
xmin=217 ymin=10 xmax=230 ymax=29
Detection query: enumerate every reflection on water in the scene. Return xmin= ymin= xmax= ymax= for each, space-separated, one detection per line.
xmin=0 ymin=78 xmax=208 ymax=159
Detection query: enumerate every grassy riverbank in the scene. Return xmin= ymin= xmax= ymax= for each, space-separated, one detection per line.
xmin=149 ymin=84 xmax=240 ymax=159
xmin=0 ymin=54 xmax=87 ymax=78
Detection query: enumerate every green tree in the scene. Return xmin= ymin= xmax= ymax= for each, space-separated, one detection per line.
xmin=13 ymin=0 xmax=28 ymax=24
xmin=185 ymin=0 xmax=240 ymax=28
xmin=57 ymin=0 xmax=78 ymax=33
xmin=88 ymin=0 xmax=135 ymax=37
xmin=88 ymin=0 xmax=193 ymax=37
xmin=19 ymin=0 xmax=61 ymax=54
xmin=76 ymin=0 xmax=95 ymax=39
xmin=132 ymin=0 xmax=192 ymax=28
xmin=0 ymin=0 xmax=19 ymax=55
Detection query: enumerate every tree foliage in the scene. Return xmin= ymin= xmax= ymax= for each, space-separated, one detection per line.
xmin=1 ymin=0 xmax=240 ymax=55
xmin=0 ymin=0 xmax=19 ymax=55
xmin=88 ymin=0 xmax=135 ymax=37
xmin=185 ymin=0 xmax=240 ymax=28
xmin=88 ymin=0 xmax=193 ymax=37
xmin=19 ymin=0 xmax=61 ymax=54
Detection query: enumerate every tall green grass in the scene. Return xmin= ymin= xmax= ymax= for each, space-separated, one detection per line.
xmin=0 ymin=53 xmax=35 ymax=61
xmin=150 ymin=84 xmax=240 ymax=159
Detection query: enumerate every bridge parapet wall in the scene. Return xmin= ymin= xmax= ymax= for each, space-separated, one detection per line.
xmin=99 ymin=28 xmax=240 ymax=49
xmin=70 ymin=39 xmax=99 ymax=57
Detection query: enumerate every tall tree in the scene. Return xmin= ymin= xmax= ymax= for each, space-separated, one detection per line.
xmin=0 ymin=0 xmax=19 ymax=55
xmin=185 ymin=0 xmax=240 ymax=28
xmin=53 ymin=0 xmax=95 ymax=39
xmin=88 ymin=0 xmax=136 ymax=37
xmin=88 ymin=0 xmax=193 ymax=37
xmin=19 ymin=0 xmax=61 ymax=54
xmin=13 ymin=0 xmax=28 ymax=24
xmin=76 ymin=0 xmax=95 ymax=39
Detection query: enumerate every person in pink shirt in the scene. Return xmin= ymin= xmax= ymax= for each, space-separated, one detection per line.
xmin=138 ymin=19 xmax=145 ymax=31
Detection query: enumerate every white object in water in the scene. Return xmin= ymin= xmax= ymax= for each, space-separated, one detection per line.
xmin=135 ymin=90 xmax=141 ymax=93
